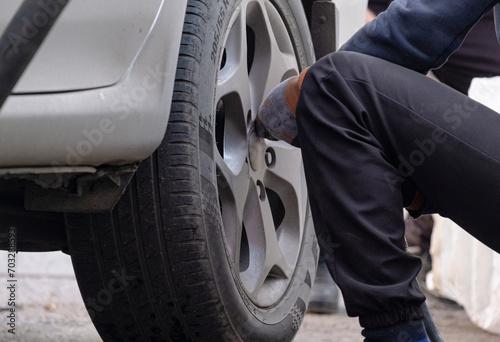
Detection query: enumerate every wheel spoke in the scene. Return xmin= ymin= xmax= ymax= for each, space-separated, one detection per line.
xmin=263 ymin=141 xmax=307 ymax=210
xmin=259 ymin=192 xmax=295 ymax=277
xmin=217 ymin=6 xmax=252 ymax=118
xmin=247 ymin=0 xmax=299 ymax=103
xmin=240 ymin=181 xmax=294 ymax=297
xmin=216 ymin=151 xmax=252 ymax=261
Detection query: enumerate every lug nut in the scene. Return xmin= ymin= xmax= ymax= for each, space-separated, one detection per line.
xmin=265 ymin=150 xmax=274 ymax=167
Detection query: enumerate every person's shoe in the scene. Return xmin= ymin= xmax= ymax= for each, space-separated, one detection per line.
xmin=307 ymin=260 xmax=339 ymax=314
xmin=256 ymin=67 xmax=309 ymax=146
xmin=362 ymin=319 xmax=430 ymax=342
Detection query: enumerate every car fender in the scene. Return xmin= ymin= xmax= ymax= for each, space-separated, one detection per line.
xmin=0 ymin=1 xmax=187 ymax=167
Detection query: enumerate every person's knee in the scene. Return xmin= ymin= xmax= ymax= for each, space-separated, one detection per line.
xmin=321 ymin=51 xmax=372 ymax=75
xmin=296 ymin=51 xmax=359 ymax=125
xmin=295 ymin=65 xmax=322 ymax=130
xmin=299 ymin=51 xmax=373 ymax=99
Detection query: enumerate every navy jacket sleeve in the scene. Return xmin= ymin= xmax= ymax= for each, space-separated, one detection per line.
xmin=496 ymin=4 xmax=500 ymax=44
xmin=340 ymin=0 xmax=500 ymax=74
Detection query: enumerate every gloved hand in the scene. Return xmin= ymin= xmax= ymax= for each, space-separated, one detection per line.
xmin=256 ymin=67 xmax=309 ymax=147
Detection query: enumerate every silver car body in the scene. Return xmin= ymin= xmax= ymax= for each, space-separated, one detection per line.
xmin=0 ymin=0 xmax=187 ymax=168
xmin=0 ymin=0 xmax=366 ymax=170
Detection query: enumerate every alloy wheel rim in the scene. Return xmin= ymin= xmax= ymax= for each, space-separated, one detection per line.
xmin=214 ymin=0 xmax=308 ymax=308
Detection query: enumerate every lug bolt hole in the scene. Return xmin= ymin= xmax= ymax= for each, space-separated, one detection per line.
xmin=257 ymin=180 xmax=266 ymax=201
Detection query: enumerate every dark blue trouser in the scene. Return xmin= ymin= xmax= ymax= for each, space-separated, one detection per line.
xmin=297 ymin=51 xmax=500 ymax=328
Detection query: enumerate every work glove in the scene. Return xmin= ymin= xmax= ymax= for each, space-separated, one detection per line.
xmin=256 ymin=67 xmax=309 ymax=147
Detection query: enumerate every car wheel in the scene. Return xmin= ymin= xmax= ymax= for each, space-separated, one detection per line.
xmin=65 ymin=0 xmax=318 ymax=340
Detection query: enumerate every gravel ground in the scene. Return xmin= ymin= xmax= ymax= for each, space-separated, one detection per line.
xmin=0 ymin=251 xmax=499 ymax=341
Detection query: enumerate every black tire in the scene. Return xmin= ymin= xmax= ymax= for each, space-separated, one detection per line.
xmin=66 ymin=0 xmax=318 ymax=341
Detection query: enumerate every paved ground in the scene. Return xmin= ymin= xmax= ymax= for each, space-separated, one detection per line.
xmin=0 ymin=251 xmax=101 ymax=342
xmin=0 ymin=251 xmax=499 ymax=341
xmin=295 ymin=291 xmax=500 ymax=342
